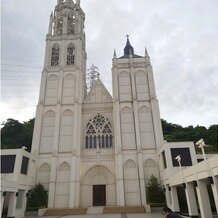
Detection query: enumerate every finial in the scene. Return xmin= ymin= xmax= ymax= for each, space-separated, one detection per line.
xmin=145 ymin=47 xmax=148 ymax=56
xmin=113 ymin=49 xmax=117 ymax=58
xmin=124 ymin=35 xmax=134 ymax=56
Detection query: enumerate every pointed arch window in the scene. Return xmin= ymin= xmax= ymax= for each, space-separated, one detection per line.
xmin=67 ymin=14 xmax=76 ymax=35
xmin=57 ymin=18 xmax=63 ymax=35
xmin=67 ymin=44 xmax=75 ymax=66
xmin=85 ymin=114 xmax=113 ymax=149
xmin=51 ymin=45 xmax=59 ymax=66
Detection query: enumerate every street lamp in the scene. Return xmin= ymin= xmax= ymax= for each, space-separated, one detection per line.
xmin=175 ymin=155 xmax=182 ymax=171
xmin=196 ymin=138 xmax=207 ymax=161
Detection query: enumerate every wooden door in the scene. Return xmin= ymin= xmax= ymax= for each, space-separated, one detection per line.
xmin=93 ymin=185 xmax=106 ymax=206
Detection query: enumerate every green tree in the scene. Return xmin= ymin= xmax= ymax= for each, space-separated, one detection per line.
xmin=1 ymin=118 xmax=34 ymax=152
xmin=161 ymin=119 xmax=218 ymax=154
xmin=146 ymin=175 xmax=165 ymax=203
xmin=27 ymin=183 xmax=48 ymax=210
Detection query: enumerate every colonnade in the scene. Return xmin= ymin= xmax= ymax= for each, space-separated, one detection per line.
xmin=165 ymin=175 xmax=218 ymax=218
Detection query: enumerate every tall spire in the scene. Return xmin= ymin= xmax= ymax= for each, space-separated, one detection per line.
xmin=124 ymin=35 xmax=134 ymax=56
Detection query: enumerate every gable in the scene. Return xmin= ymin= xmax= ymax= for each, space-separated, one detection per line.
xmin=84 ymin=79 xmax=112 ymax=104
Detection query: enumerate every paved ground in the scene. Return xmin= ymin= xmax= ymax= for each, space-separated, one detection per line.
xmin=23 ymin=213 xmax=163 ymax=218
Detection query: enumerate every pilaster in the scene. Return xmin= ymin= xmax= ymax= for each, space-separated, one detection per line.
xmin=69 ymin=155 xmax=76 ymax=207
xmin=31 ymin=104 xmax=44 ymax=155
xmin=115 ymin=153 xmax=125 ymax=206
xmin=53 ymin=104 xmax=61 ymax=153
xmin=151 ymin=99 xmax=164 ymax=147
xmin=48 ymin=156 xmax=58 ymax=208
xmin=138 ymin=152 xmax=146 ymax=204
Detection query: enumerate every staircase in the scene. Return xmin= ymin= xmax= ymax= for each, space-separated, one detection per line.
xmin=87 ymin=206 xmax=104 ymax=214
xmin=43 ymin=206 xmax=145 ymax=216
xmin=44 ymin=207 xmax=87 ymax=216
xmin=103 ymin=206 xmax=145 ymax=214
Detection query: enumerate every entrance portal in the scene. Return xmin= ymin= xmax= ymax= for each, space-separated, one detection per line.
xmin=93 ymin=185 xmax=106 ymax=206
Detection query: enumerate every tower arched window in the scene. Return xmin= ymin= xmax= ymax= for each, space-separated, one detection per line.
xmin=67 ymin=14 xmax=76 ymax=35
xmin=67 ymin=44 xmax=75 ymax=65
xmin=51 ymin=44 xmax=59 ymax=66
xmin=85 ymin=114 xmax=113 ymax=149
xmin=57 ymin=18 xmax=63 ymax=35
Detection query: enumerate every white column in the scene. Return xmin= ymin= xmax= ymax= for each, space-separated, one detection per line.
xmin=211 ymin=176 xmax=218 ymax=214
xmin=69 ymin=155 xmax=76 ymax=207
xmin=114 ymin=101 xmax=122 ymax=151
xmin=31 ymin=104 xmax=44 ymax=155
xmin=133 ymin=100 xmax=141 ymax=150
xmin=151 ymin=99 xmax=164 ymax=147
xmin=7 ymin=192 xmax=17 ymax=218
xmin=1 ymin=194 xmax=5 ymax=214
xmin=138 ymin=152 xmax=146 ymax=205
xmin=73 ymin=103 xmax=79 ymax=153
xmin=130 ymin=70 xmax=136 ymax=100
xmin=165 ymin=186 xmax=171 ymax=206
xmin=48 ymin=157 xmax=58 ymax=208
xmin=170 ymin=186 xmax=180 ymax=212
xmin=113 ymin=71 xmax=119 ymax=101
xmin=58 ymin=69 xmax=64 ymax=103
xmin=196 ymin=180 xmax=213 ymax=218
xmin=38 ymin=71 xmax=47 ymax=104
xmin=147 ymin=66 xmax=157 ymax=99
xmin=75 ymin=156 xmax=80 ymax=207
xmin=53 ymin=104 xmax=61 ymax=153
xmin=115 ymin=153 xmax=125 ymax=206
xmin=43 ymin=41 xmax=51 ymax=68
xmin=185 ymin=182 xmax=198 ymax=216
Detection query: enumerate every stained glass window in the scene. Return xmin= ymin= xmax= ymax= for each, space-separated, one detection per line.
xmin=85 ymin=114 xmax=113 ymax=149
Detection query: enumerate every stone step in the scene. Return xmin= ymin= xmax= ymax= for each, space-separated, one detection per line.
xmin=87 ymin=206 xmax=104 ymax=214
xmin=103 ymin=206 xmax=146 ymax=214
xmin=44 ymin=207 xmax=87 ymax=216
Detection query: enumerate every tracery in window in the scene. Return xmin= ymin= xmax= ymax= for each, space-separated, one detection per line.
xmin=67 ymin=14 xmax=76 ymax=35
xmin=51 ymin=45 xmax=59 ymax=66
xmin=67 ymin=44 xmax=75 ymax=66
xmin=85 ymin=114 xmax=113 ymax=149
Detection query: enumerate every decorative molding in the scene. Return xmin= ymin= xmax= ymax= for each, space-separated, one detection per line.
xmin=125 ymin=159 xmax=137 ymax=168
xmin=63 ymin=109 xmax=73 ymax=116
xmin=144 ymin=158 xmax=156 ymax=167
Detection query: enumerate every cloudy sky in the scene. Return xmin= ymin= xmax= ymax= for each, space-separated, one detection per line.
xmin=1 ymin=0 xmax=218 ymax=127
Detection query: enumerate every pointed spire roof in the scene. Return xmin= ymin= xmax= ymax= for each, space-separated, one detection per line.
xmin=119 ymin=35 xmax=143 ymax=59
xmin=124 ymin=35 xmax=134 ymax=56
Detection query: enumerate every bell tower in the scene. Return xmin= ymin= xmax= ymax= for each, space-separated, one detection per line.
xmin=112 ymin=36 xmax=164 ymax=206
xmin=32 ymin=0 xmax=85 ymax=208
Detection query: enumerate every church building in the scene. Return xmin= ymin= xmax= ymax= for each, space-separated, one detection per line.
xmin=31 ymin=0 xmax=169 ymax=208
xmin=1 ymin=1 xmax=218 ymax=218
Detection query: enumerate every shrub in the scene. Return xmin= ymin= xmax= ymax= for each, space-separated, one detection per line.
xmin=146 ymin=175 xmax=165 ymax=203
xmin=27 ymin=183 xmax=48 ymax=210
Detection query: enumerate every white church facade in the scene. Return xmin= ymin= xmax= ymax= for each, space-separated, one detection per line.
xmin=2 ymin=1 xmax=217 ymax=218
xmin=31 ymin=0 xmax=163 ymax=208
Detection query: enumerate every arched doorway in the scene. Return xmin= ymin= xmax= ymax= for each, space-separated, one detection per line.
xmin=81 ymin=165 xmax=116 ymax=207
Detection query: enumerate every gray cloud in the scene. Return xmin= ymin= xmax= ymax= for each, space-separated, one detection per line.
xmin=1 ymin=0 xmax=218 ymax=127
